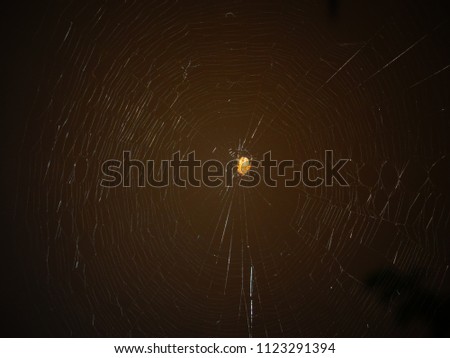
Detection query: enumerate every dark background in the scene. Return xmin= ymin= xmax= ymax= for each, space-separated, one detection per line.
xmin=1 ymin=0 xmax=450 ymax=337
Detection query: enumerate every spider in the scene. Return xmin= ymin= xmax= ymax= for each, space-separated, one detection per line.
xmin=237 ymin=156 xmax=251 ymax=176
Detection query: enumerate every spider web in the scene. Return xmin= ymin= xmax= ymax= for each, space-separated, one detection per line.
xmin=14 ymin=0 xmax=450 ymax=337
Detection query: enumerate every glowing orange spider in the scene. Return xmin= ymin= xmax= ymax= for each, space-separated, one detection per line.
xmin=237 ymin=156 xmax=251 ymax=176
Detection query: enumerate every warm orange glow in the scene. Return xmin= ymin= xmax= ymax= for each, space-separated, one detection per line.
xmin=237 ymin=156 xmax=251 ymax=176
